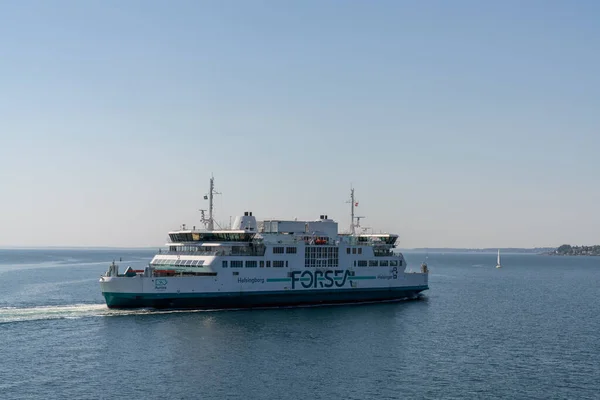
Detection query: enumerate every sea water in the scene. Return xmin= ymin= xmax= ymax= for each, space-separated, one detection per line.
xmin=0 ymin=249 xmax=598 ymax=399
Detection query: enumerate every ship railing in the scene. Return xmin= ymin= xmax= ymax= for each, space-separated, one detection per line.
xmin=373 ymin=250 xmax=395 ymax=257
xmin=158 ymin=249 xmax=267 ymax=257
xmin=159 ymin=250 xmax=219 ymax=256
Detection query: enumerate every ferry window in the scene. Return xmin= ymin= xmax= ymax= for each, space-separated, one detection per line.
xmin=390 ymin=260 xmax=398 ymax=267
xmin=358 ymin=248 xmax=362 ymax=255
xmin=222 ymin=261 xmax=228 ymax=268
xmin=357 ymin=260 xmax=367 ymax=267
xmin=346 ymin=248 xmax=351 ymax=254
xmin=399 ymin=260 xmax=403 ymax=266
xmin=380 ymin=260 xmax=389 ymax=267
xmin=286 ymin=261 xmax=288 ymax=268
xmin=286 ymin=247 xmax=297 ymax=254
xmin=266 ymin=261 xmax=271 ymax=268
xmin=231 ymin=260 xmax=243 ymax=268
xmin=352 ymin=248 xmax=356 ymax=254
xmin=354 ymin=260 xmax=356 ymax=267
xmin=260 ymin=261 xmax=264 ymax=268
xmin=245 ymin=261 xmax=257 ymax=268
xmin=273 ymin=261 xmax=284 ymax=268
xmin=273 ymin=247 xmax=284 ymax=254
xmin=369 ymin=260 xmax=378 ymax=267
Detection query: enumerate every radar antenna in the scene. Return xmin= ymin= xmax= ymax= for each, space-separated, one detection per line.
xmin=355 ymin=216 xmax=366 ymax=231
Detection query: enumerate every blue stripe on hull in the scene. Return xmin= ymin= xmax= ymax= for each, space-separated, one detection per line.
xmin=103 ymin=286 xmax=428 ymax=310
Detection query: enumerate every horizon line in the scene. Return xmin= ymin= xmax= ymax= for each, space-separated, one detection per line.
xmin=0 ymin=245 xmax=564 ymax=251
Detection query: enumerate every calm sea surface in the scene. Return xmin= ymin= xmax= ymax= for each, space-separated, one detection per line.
xmin=0 ymin=249 xmax=598 ymax=399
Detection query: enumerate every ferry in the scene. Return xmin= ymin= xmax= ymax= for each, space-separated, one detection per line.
xmin=99 ymin=177 xmax=429 ymax=309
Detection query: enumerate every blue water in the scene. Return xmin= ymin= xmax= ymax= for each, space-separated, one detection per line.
xmin=1 ymin=249 xmax=599 ymax=399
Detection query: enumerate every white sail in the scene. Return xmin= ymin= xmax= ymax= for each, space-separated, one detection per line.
xmin=496 ymin=249 xmax=502 ymax=268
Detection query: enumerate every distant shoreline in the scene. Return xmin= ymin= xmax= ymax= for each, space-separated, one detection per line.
xmin=542 ymin=253 xmax=600 ymax=256
xmin=547 ymin=245 xmax=600 ymax=256
xmin=0 ymin=246 xmax=159 ymax=251
xmin=2 ymin=246 xmax=598 ymax=256
xmin=401 ymin=248 xmax=553 ymax=254
xmin=401 ymin=246 xmax=600 ymax=256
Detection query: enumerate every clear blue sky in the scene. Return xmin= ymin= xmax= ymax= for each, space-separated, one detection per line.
xmin=1 ymin=0 xmax=599 ymax=248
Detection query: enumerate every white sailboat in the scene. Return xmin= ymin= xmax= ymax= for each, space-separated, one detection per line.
xmin=496 ymin=249 xmax=502 ymax=268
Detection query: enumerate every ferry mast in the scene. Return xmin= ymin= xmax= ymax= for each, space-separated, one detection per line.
xmin=347 ymin=187 xmax=357 ymax=235
xmin=347 ymin=186 xmax=365 ymax=235
xmin=351 ymin=188 xmax=356 ymax=234
xmin=200 ymin=176 xmax=221 ymax=230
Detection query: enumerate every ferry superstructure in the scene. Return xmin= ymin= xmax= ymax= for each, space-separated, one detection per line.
xmin=99 ymin=178 xmax=429 ymax=309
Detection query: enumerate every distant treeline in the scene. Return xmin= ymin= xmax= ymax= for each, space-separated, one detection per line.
xmin=404 ymin=248 xmax=554 ymax=254
xmin=553 ymin=245 xmax=600 ymax=256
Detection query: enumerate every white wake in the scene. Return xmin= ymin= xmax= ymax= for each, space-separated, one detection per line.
xmin=0 ymin=303 xmax=220 ymax=324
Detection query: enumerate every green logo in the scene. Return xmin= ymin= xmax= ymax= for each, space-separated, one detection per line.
xmin=155 ymin=279 xmax=168 ymax=290
xmin=291 ymin=270 xmax=352 ymax=289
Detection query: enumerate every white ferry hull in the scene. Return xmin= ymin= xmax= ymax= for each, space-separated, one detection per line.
xmin=100 ymin=270 xmax=428 ymax=310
